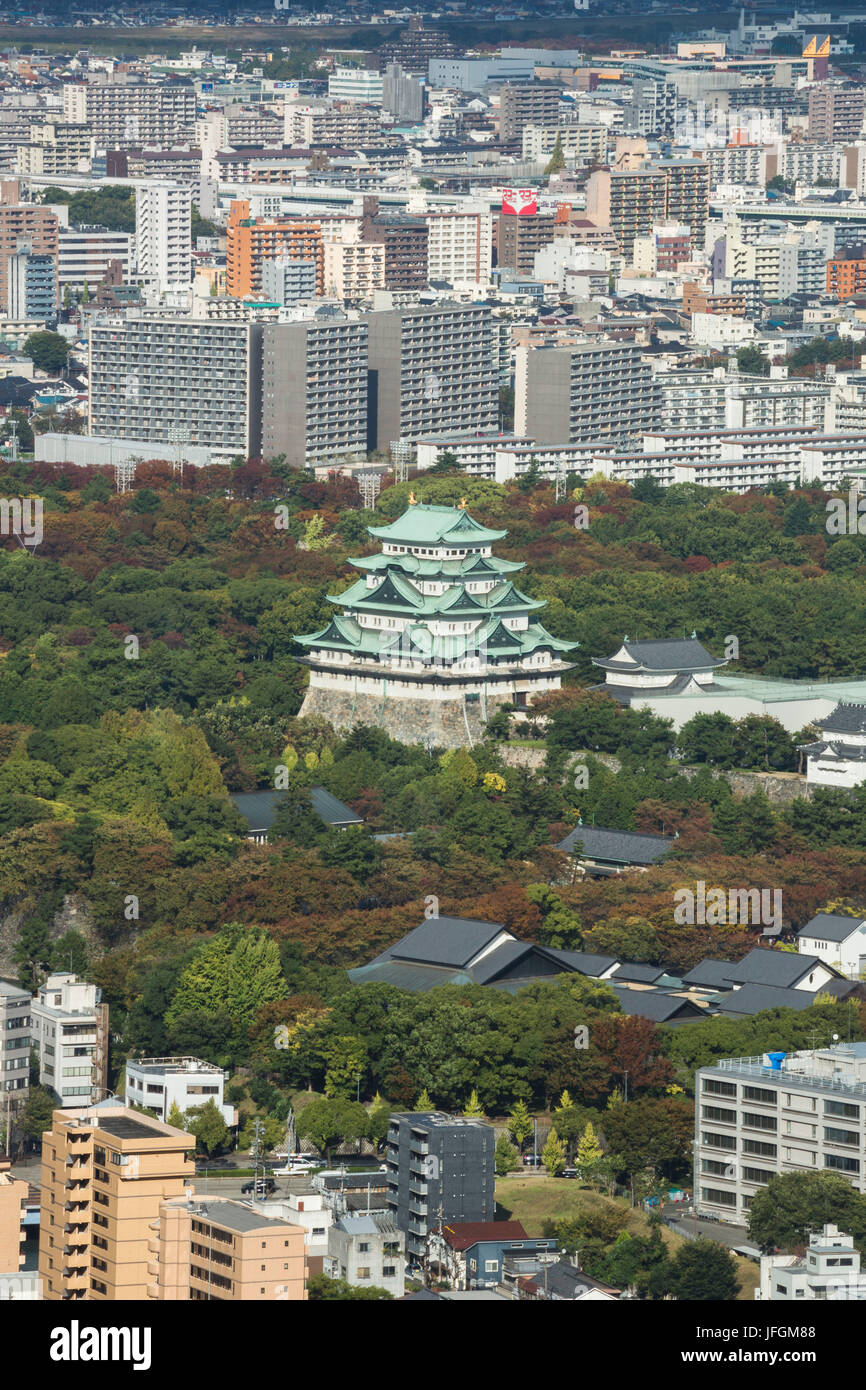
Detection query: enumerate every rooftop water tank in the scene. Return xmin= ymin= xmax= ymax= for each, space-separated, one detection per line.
xmin=766 ymin=1051 xmax=786 ymax=1071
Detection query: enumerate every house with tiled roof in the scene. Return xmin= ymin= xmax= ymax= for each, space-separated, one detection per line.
xmin=799 ymin=703 xmax=866 ymax=789
xmin=796 ymin=910 xmax=866 ymax=979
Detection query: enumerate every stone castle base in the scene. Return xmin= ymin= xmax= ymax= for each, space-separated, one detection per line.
xmin=298 ymin=685 xmax=520 ymax=749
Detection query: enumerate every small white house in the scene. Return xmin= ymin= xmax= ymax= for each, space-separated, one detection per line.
xmin=756 ymin=1224 xmax=866 ymax=1300
xmin=801 ymin=704 xmax=866 ymax=789
xmin=797 ymin=911 xmax=866 ymax=980
xmin=125 ymin=1056 xmax=236 ymax=1128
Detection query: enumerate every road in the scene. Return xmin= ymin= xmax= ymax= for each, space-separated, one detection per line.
xmin=662 ymin=1202 xmax=750 ymax=1249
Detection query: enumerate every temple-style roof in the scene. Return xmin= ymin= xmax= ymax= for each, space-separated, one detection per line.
xmin=350 ymin=551 xmax=524 ymax=577
xmin=816 ymin=702 xmax=866 ymax=735
xmin=593 ymin=638 xmax=727 ymax=676
xmin=296 ymin=614 xmax=574 ymax=660
xmin=327 ymin=571 xmax=546 ymax=618
xmin=367 ymin=502 xmax=507 ymax=547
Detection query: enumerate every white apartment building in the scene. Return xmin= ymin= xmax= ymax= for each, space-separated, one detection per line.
xmin=424 ymin=209 xmax=493 ymax=286
xmin=323 ymin=239 xmax=385 ymax=302
xmin=125 ymin=1056 xmax=235 ymax=1128
xmin=691 ymin=311 xmax=756 ymax=348
xmin=326 ymin=1213 xmax=405 ymax=1297
xmin=756 ymin=1224 xmax=866 ymax=1300
xmin=134 ymin=181 xmax=192 ymax=294
xmin=62 ymin=81 xmax=196 ymax=147
xmin=706 ymin=144 xmax=768 ymax=189
xmin=520 ymin=123 xmax=608 ymax=164
xmin=30 ymin=974 xmax=108 ymax=1107
xmin=284 ymin=101 xmax=380 ymax=148
xmin=57 ymin=225 xmax=134 ymax=290
xmin=0 ymin=980 xmax=30 ymax=1100
xmin=695 ymin=1045 xmax=866 ymax=1225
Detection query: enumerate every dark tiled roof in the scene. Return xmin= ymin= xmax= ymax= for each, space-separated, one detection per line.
xmin=612 ymin=988 xmax=705 ymax=1022
xmin=540 ymin=948 xmax=619 ymax=977
xmin=716 ymin=983 xmax=822 ymax=1017
xmin=594 ymin=638 xmax=725 ymax=672
xmin=681 ymin=958 xmax=738 ymax=989
xmin=817 ymin=703 xmax=866 ymax=734
xmin=555 ymin=824 xmax=675 ymax=866
xmin=382 ymin=917 xmax=506 ymax=969
xmin=611 ymin=962 xmax=668 ymax=984
xmin=442 ymin=1221 xmax=527 ymax=1250
xmin=229 ymin=786 xmax=362 ymax=833
xmin=798 ymin=912 xmax=866 ymax=944
xmin=726 ymin=948 xmax=830 ymax=989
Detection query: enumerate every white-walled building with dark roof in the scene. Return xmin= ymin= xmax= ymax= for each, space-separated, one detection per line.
xmin=797 ymin=911 xmax=866 ymax=979
xmin=799 ymin=704 xmax=866 ymax=788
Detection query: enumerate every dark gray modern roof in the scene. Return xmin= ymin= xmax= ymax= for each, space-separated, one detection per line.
xmin=817 ymin=703 xmax=866 ymax=735
xmin=612 ymin=988 xmax=705 ymax=1023
xmin=194 ymin=1199 xmax=285 ymax=1234
xmin=611 ymin=962 xmax=668 ymax=984
xmin=798 ymin=912 xmax=866 ymax=944
xmin=540 ymin=948 xmax=619 ymax=977
xmin=555 ymin=824 xmax=675 ymax=866
xmin=716 ymin=984 xmax=823 ymax=1017
xmin=592 ymin=638 xmax=725 ymax=674
xmin=541 ymin=1260 xmax=618 ymax=1300
xmin=379 ymin=917 xmax=506 ymax=969
xmin=726 ymin=948 xmax=834 ymax=989
xmin=229 ymin=785 xmax=363 ymax=833
xmin=681 ymin=959 xmax=738 ymax=989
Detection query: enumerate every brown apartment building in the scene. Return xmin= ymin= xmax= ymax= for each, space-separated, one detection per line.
xmin=498 ymin=82 xmax=562 ymax=146
xmin=495 ymin=212 xmax=557 ymax=275
xmin=39 ymin=1105 xmax=195 ymax=1301
xmin=361 ymin=197 xmax=428 ymax=291
xmin=0 ymin=204 xmax=58 ymax=313
xmin=226 ymin=198 xmax=323 ymax=298
xmin=0 ymin=1162 xmax=27 ymax=1275
xmin=826 ymin=256 xmax=866 ymax=299
xmin=808 ymin=85 xmax=866 ymax=141
xmin=154 ymin=1196 xmax=307 ymax=1301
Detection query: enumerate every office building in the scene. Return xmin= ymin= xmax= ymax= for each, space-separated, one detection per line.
xmin=135 ymin=182 xmax=192 ymax=294
xmin=365 ymin=303 xmax=497 ymax=450
xmin=89 ymin=317 xmax=263 ymax=458
xmin=382 ymin=63 xmax=424 ymax=123
xmin=499 ymin=83 xmax=561 ymax=146
xmin=516 ymin=340 xmax=660 ymax=446
xmin=38 ymin=1104 xmax=196 ymax=1301
xmin=808 ymin=85 xmax=866 ymax=141
xmin=495 ymin=212 xmax=557 ymax=276
xmin=262 ymin=255 xmax=319 ymax=307
xmin=227 ymin=200 xmax=323 ymax=298
xmin=326 ymin=1213 xmax=405 ymax=1297
xmin=328 ymin=67 xmax=384 ymax=104
xmin=0 ymin=980 xmax=30 ymax=1101
xmin=125 ymin=1057 xmax=235 ymax=1129
xmin=7 ymin=247 xmax=57 ymax=325
xmin=0 ymin=204 xmax=58 ymax=314
xmin=153 ymin=1196 xmax=308 ymax=1301
xmin=425 ymin=209 xmax=493 ymax=286
xmin=30 ymin=974 xmax=108 ymax=1108
xmin=695 ymin=1044 xmax=866 ymax=1226
xmin=58 ymin=225 xmax=134 ymax=291
xmin=261 ymin=317 xmax=368 ymax=468
xmin=385 ymin=1112 xmax=495 ymax=1260
xmin=63 ymin=82 xmax=196 ymax=148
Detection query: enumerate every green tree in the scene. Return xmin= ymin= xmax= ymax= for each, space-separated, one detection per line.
xmin=495 ymin=1132 xmax=519 ymax=1175
xmin=463 ymin=1088 xmax=484 ymax=1118
xmin=367 ymin=1092 xmax=391 ymax=1149
xmin=167 ymin=1101 xmax=186 ymax=1130
xmin=295 ymin=1097 xmax=369 ymax=1164
xmin=166 ymin=924 xmax=288 ymax=1028
xmin=185 ymin=1098 xmax=231 ymax=1156
xmin=665 ymin=1239 xmax=740 ymax=1301
xmin=542 ymin=1128 xmax=567 ymax=1177
xmin=307 ymin=1273 xmax=393 ymax=1300
xmin=575 ymin=1120 xmax=604 ymax=1184
xmin=19 ymin=1085 xmax=57 ymax=1147
xmin=24 ymin=330 xmax=69 ymax=373
xmin=322 ymin=1035 xmax=366 ymax=1099
xmin=508 ymin=1100 xmax=533 ymax=1151
xmin=748 ymin=1171 xmax=866 ymax=1252
xmin=545 ymin=131 xmax=566 ymax=175
xmin=414 ymin=1088 xmax=434 ymax=1111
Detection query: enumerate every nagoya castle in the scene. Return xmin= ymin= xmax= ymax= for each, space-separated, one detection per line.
xmin=295 ymin=497 xmax=575 ymax=748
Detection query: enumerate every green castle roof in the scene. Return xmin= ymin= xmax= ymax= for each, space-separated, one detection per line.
xmin=367 ymin=502 xmax=507 ymax=546
xmin=327 ymin=571 xmax=546 ymax=618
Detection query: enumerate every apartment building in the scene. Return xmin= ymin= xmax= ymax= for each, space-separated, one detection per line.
xmin=634 ymin=222 xmax=692 ymax=274
xmin=326 ymin=1213 xmax=405 ymax=1297
xmin=515 ymin=340 xmax=660 ymax=446
xmin=0 ymin=1162 xmax=27 ymax=1276
xmin=382 ymin=63 xmax=424 ymax=124
xmin=323 ymin=240 xmax=385 ymax=302
xmin=262 ymin=255 xmax=318 ymax=307
xmin=385 ymin=1112 xmax=495 ymax=1260
xmin=153 ymin=1196 xmax=307 ymax=1301
xmin=7 ymin=249 xmax=57 ymax=324
xmin=361 ymin=200 xmax=428 ymax=292
xmin=39 ymin=1104 xmax=196 ymax=1301
xmin=695 ymin=1045 xmax=866 ymax=1225
xmin=827 ymin=256 xmax=866 ymax=299
xmin=586 ymin=161 xmax=708 ymax=258
xmin=125 ymin=1057 xmax=235 ymax=1129
xmin=57 ymin=225 xmax=134 ymax=291
xmin=495 ymin=212 xmax=557 ymax=275
xmin=17 ymin=120 xmax=95 ymax=176
xmin=706 ymin=143 xmax=767 ymax=189
xmin=227 ymin=199 xmax=323 ymax=298
xmin=284 ymin=100 xmax=380 ymax=148
xmin=0 ymin=204 xmax=58 ymax=314
xmin=328 ymin=67 xmax=384 ymax=104
xmin=808 ymin=85 xmax=866 ymax=142
xmin=261 ymin=317 xmax=368 ymax=468
xmin=365 ymin=303 xmax=498 ymax=450
xmin=31 ymin=974 xmax=108 ymax=1108
xmin=521 ymin=123 xmax=608 ymax=165
xmin=425 ymin=209 xmax=493 ymax=285
xmin=135 ymin=182 xmax=192 ymax=294
xmin=0 ymin=980 xmax=29 ymax=1102
xmin=89 ymin=317 xmax=263 ymax=457
xmin=498 ymin=83 xmax=561 ymax=146
xmin=63 ymin=82 xmax=196 ymax=148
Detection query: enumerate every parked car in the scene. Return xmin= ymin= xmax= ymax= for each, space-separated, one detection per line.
xmin=272 ymin=1155 xmax=318 ymax=1176
xmin=522 ymin=1154 xmax=543 ymax=1167
xmin=241 ymin=1177 xmax=276 ymax=1196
